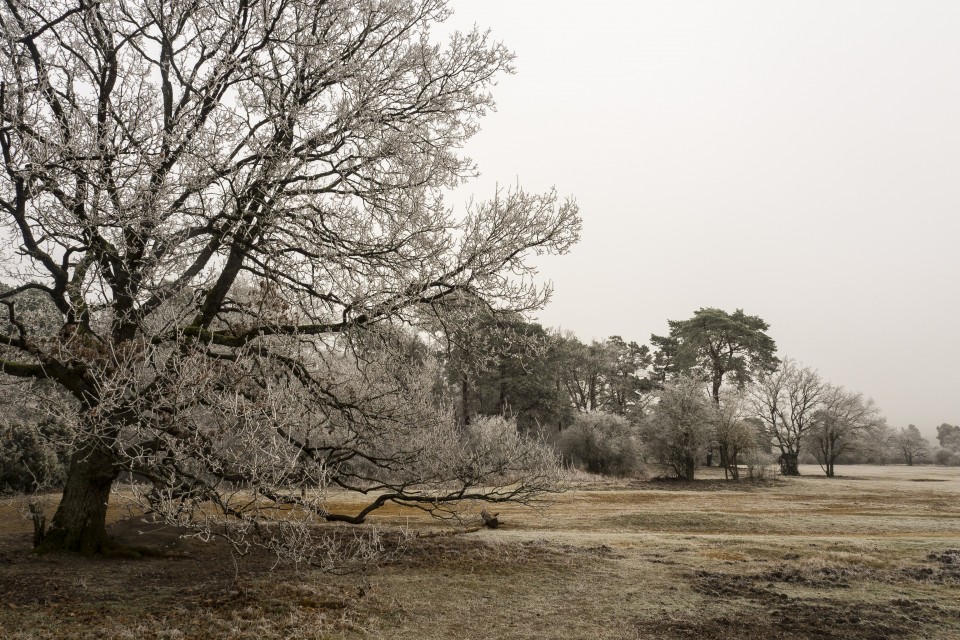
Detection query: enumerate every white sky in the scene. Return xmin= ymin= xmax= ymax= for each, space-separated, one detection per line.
xmin=446 ymin=0 xmax=960 ymax=437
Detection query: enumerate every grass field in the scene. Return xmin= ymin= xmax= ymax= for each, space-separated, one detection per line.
xmin=1 ymin=464 xmax=959 ymax=639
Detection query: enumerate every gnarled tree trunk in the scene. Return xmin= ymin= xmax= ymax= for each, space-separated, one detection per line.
xmin=36 ymin=441 xmax=117 ymax=555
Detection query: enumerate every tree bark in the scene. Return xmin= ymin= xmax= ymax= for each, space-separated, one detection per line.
xmin=711 ymin=374 xmax=722 ymax=408
xmin=35 ymin=441 xmax=117 ymax=555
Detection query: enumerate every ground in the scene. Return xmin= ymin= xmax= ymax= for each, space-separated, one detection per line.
xmin=1 ymin=464 xmax=959 ymax=639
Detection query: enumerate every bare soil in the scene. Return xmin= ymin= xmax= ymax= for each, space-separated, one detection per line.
xmin=1 ymin=464 xmax=959 ymax=639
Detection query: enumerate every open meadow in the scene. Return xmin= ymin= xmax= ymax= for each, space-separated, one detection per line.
xmin=1 ymin=464 xmax=959 ymax=640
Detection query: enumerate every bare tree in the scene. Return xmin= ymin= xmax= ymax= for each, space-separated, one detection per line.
xmin=0 ymin=0 xmax=580 ymax=556
xmin=749 ymin=358 xmax=824 ymax=476
xmin=811 ymin=385 xmax=885 ymax=477
xmin=712 ymin=389 xmax=762 ymax=480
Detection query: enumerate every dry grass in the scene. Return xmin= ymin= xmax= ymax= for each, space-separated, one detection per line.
xmin=1 ymin=464 xmax=959 ymax=639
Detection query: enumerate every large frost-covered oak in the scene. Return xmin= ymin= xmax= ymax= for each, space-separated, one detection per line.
xmin=0 ymin=0 xmax=579 ymax=558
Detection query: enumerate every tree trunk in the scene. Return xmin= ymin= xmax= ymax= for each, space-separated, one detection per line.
xmin=683 ymin=455 xmax=696 ymax=481
xmin=35 ymin=441 xmax=117 ymax=555
xmin=779 ymin=452 xmax=800 ymax=476
xmin=718 ymin=446 xmax=728 ymax=475
xmin=461 ymin=377 xmax=470 ymax=427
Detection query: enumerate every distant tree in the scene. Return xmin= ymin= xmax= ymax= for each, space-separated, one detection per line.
xmin=651 ymin=308 xmax=779 ymax=407
xmin=652 ymin=308 xmax=777 ymax=470
xmin=601 ymin=336 xmax=656 ymax=418
xmin=712 ymin=390 xmax=763 ymax=480
xmin=810 ymin=386 xmax=885 ymax=477
xmin=476 ymin=320 xmax=573 ymax=435
xmin=895 ymin=425 xmax=931 ymax=466
xmin=428 ymin=294 xmax=499 ymax=428
xmin=936 ymin=424 xmax=960 ymax=451
xmin=649 ymin=333 xmax=682 ymax=384
xmin=434 ymin=308 xmax=571 ymax=433
xmin=642 ymin=377 xmax=714 ymax=480
xmin=0 ymin=416 xmax=71 ymax=494
xmin=554 ymin=333 xmax=654 ymax=418
xmin=555 ymin=333 xmax=610 ymax=413
xmin=749 ymin=358 xmax=824 ymax=476
xmin=859 ymin=423 xmax=898 ymax=465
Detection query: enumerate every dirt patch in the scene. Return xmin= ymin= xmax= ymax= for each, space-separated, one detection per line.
xmin=759 ymin=564 xmax=873 ymax=588
xmin=683 ymin=554 xmax=960 ymax=640
xmin=635 ymin=603 xmax=909 ymax=640
xmin=896 ymin=549 xmax=960 ymax=584
xmin=685 ymin=568 xmax=917 ymax=639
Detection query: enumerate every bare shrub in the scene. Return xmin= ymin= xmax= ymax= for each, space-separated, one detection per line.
xmin=743 ymin=449 xmax=777 ymax=480
xmin=933 ymin=447 xmax=960 ymax=467
xmin=558 ymin=412 xmax=643 ymax=477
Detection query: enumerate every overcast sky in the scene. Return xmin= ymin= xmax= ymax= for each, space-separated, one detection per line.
xmin=446 ymin=1 xmax=960 ymax=437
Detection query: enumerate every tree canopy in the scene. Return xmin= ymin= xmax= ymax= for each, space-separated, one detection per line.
xmin=936 ymin=423 xmax=960 ymax=451
xmin=0 ymin=0 xmax=579 ymax=558
xmin=651 ymin=308 xmax=778 ymax=407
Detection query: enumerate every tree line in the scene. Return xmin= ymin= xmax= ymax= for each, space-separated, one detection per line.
xmin=4 ymin=302 xmax=950 ymax=502
xmin=435 ymin=306 xmax=948 ymax=480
